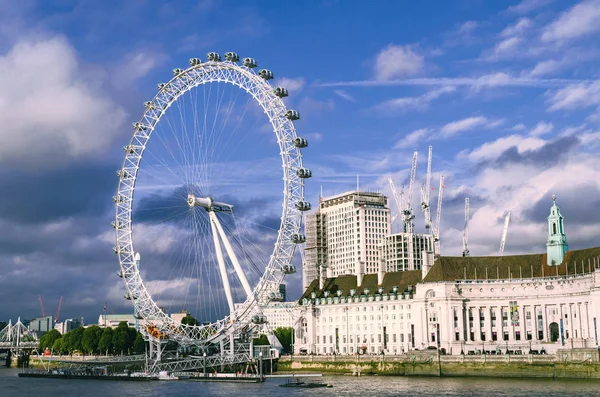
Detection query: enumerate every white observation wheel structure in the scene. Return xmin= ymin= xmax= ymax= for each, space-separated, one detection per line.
xmin=114 ymin=52 xmax=310 ymax=348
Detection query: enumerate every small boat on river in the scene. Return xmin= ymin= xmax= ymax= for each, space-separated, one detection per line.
xmin=279 ymin=378 xmax=332 ymax=388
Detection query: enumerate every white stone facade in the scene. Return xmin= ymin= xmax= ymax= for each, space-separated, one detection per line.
xmin=294 ymin=268 xmax=600 ymax=356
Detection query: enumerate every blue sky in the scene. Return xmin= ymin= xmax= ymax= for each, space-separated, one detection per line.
xmin=1 ymin=0 xmax=600 ymax=324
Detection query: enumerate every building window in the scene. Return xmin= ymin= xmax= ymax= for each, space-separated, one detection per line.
xmin=480 ymin=332 xmax=486 ymax=341
xmin=515 ymin=331 xmax=521 ymax=341
xmin=503 ymin=332 xmax=509 ymax=341
xmin=455 ymin=332 xmax=460 ymax=341
xmin=492 ymin=332 xmax=498 ymax=341
xmin=527 ymin=331 xmax=532 ymax=340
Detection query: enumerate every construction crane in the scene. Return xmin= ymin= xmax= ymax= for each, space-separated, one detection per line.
xmin=403 ymin=151 xmax=418 ymax=234
xmin=420 ymin=146 xmax=433 ymax=231
xmin=433 ymin=174 xmax=444 ymax=256
xmin=388 ymin=176 xmax=404 ymax=232
xmin=55 ymin=296 xmax=63 ymax=324
xmin=462 ymin=198 xmax=470 ymax=257
xmin=499 ymin=212 xmax=511 ymax=255
xmin=38 ymin=295 xmax=45 ymax=317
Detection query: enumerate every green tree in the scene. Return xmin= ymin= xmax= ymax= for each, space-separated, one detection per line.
xmin=62 ymin=326 xmax=85 ymax=355
xmin=52 ymin=338 xmax=66 ymax=355
xmin=273 ymin=327 xmax=294 ymax=353
xmin=38 ymin=329 xmax=62 ymax=350
xmin=253 ymin=334 xmax=270 ymax=346
xmin=81 ymin=325 xmax=103 ymax=355
xmin=0 ymin=321 xmax=7 ymax=331
xmin=112 ymin=322 xmax=133 ymax=355
xmin=132 ymin=332 xmax=146 ymax=354
xmin=98 ymin=327 xmax=114 ymax=355
xmin=181 ymin=315 xmax=198 ymax=326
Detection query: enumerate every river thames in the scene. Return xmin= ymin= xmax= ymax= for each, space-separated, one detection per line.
xmin=1 ymin=368 xmax=600 ymax=396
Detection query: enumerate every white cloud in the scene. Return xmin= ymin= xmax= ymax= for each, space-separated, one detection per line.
xmin=333 ymin=89 xmax=356 ymax=102
xmin=0 ymin=36 xmax=127 ymax=168
xmin=528 ymin=59 xmax=564 ymax=77
xmin=458 ymin=21 xmax=478 ymax=35
xmin=375 ymin=86 xmax=456 ymax=111
xmin=304 ymin=132 xmax=324 ymax=142
xmin=112 ymin=51 xmax=167 ymax=87
xmin=374 ymin=44 xmax=425 ymax=81
xmin=542 ymin=0 xmax=600 ymax=42
xmin=508 ymin=0 xmax=555 ymax=14
xmin=440 ymin=116 xmax=499 ymax=138
xmin=512 ymin=123 xmax=527 ymax=131
xmin=275 ymin=77 xmax=305 ymax=93
xmin=492 ymin=37 xmax=522 ymax=56
xmin=500 ymin=18 xmax=533 ymax=37
xmin=393 ymin=128 xmax=429 ymax=149
xmin=529 ymin=121 xmax=554 ymax=136
xmin=546 ymin=80 xmax=600 ymax=111
xmin=462 ymin=134 xmax=546 ymax=162
xmin=317 ymin=74 xmax=589 ymax=89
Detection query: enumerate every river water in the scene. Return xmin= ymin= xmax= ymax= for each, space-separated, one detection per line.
xmin=1 ymin=367 xmax=599 ymax=396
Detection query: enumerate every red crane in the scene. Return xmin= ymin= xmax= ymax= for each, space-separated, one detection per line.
xmin=55 ymin=296 xmax=63 ymax=323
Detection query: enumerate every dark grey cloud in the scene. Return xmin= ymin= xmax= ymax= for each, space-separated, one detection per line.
xmin=489 ymin=134 xmax=580 ymax=169
xmin=523 ymin=184 xmax=600 ymax=228
xmin=0 ymin=161 xmax=117 ymax=225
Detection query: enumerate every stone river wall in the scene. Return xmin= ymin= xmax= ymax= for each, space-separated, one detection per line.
xmin=277 ymin=349 xmax=600 ymax=379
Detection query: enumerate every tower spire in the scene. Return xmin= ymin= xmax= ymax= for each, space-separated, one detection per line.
xmin=546 ymin=194 xmax=568 ymax=266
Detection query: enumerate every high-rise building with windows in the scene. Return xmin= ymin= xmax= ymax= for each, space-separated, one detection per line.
xmin=384 ymin=233 xmax=434 ymax=271
xmin=302 ymin=191 xmax=391 ymax=291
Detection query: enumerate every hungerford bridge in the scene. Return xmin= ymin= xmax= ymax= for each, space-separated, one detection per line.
xmin=0 ymin=319 xmax=38 ymax=353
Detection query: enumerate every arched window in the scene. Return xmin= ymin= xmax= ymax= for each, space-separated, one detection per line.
xmin=553 ymin=223 xmax=557 ymax=234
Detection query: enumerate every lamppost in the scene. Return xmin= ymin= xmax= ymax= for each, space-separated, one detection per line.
xmin=259 ymin=351 xmax=263 ymax=379
xmin=203 ymin=352 xmax=207 ymax=377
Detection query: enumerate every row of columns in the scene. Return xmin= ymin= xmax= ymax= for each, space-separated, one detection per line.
xmin=449 ymin=301 xmax=594 ymax=345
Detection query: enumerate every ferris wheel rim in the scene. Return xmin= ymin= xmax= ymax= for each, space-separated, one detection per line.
xmin=114 ymin=54 xmax=306 ymax=346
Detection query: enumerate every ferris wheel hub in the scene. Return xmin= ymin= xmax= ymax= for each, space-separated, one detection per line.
xmin=187 ymin=194 xmax=233 ymax=213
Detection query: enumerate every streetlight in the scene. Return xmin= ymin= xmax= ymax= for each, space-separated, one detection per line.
xmin=203 ymin=352 xmax=207 ymax=377
xmin=259 ymin=351 xmax=263 ymax=379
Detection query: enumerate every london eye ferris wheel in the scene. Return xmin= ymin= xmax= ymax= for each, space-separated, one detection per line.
xmin=113 ymin=52 xmax=311 ymax=347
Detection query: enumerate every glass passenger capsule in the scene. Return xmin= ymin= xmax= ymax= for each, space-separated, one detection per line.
xmin=296 ymin=168 xmax=312 ymax=178
xmin=291 ymin=233 xmax=306 ymax=244
xmin=243 ymin=57 xmax=257 ymax=68
xmin=251 ymin=315 xmax=267 ymax=324
xmin=282 ymin=264 xmax=297 ymax=275
xmin=273 ymin=87 xmax=288 ymax=97
xmin=258 ymin=69 xmax=274 ymax=80
xmin=206 ymin=52 xmax=222 ymax=62
xmin=117 ymin=170 xmax=130 ymax=179
xmin=296 ymin=201 xmax=311 ymax=211
xmin=189 ymin=58 xmax=202 ymax=66
xmin=133 ymin=122 xmax=149 ymax=131
xmin=285 ymin=110 xmax=300 ymax=120
xmin=173 ymin=68 xmax=184 ymax=76
xmin=293 ymin=137 xmax=308 ymax=148
xmin=224 ymin=52 xmax=240 ymax=62
xmin=123 ymin=145 xmax=138 ymax=154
